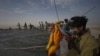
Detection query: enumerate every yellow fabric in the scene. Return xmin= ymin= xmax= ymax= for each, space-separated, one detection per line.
xmin=79 ymin=31 xmax=99 ymax=56
xmin=46 ymin=23 xmax=63 ymax=56
xmin=68 ymin=31 xmax=99 ymax=56
xmin=55 ymin=20 xmax=63 ymax=24
xmin=68 ymin=48 xmax=79 ymax=56
xmin=46 ymin=29 xmax=55 ymax=50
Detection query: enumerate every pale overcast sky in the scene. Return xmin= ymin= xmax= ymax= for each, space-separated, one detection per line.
xmin=0 ymin=0 xmax=100 ymax=28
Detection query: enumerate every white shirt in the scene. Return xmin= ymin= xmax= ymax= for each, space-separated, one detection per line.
xmin=58 ymin=24 xmax=69 ymax=55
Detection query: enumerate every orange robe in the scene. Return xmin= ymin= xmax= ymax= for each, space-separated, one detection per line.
xmin=46 ymin=23 xmax=63 ymax=56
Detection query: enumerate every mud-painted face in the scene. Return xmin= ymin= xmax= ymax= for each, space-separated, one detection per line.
xmin=70 ymin=26 xmax=84 ymax=37
xmin=70 ymin=27 xmax=80 ymax=35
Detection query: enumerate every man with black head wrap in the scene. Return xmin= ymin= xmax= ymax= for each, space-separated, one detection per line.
xmin=68 ymin=16 xmax=99 ymax=56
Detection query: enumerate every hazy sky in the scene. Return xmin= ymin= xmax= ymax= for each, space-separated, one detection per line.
xmin=0 ymin=0 xmax=100 ymax=28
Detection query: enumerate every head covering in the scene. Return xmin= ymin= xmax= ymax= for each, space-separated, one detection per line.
xmin=55 ymin=20 xmax=63 ymax=24
xmin=64 ymin=18 xmax=68 ymax=23
xmin=69 ymin=16 xmax=88 ymax=27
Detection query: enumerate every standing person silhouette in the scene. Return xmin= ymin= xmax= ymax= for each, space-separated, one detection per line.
xmin=24 ymin=22 xmax=28 ymax=30
xmin=17 ymin=22 xmax=21 ymax=30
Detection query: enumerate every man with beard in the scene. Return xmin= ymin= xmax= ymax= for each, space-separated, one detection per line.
xmin=68 ymin=16 xmax=99 ymax=56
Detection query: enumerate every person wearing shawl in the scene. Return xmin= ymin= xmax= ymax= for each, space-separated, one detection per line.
xmin=46 ymin=21 xmax=63 ymax=56
xmin=46 ymin=20 xmax=71 ymax=56
xmin=68 ymin=16 xmax=99 ymax=56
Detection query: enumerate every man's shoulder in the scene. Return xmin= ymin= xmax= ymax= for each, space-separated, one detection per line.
xmin=87 ymin=34 xmax=97 ymax=43
xmin=86 ymin=33 xmax=99 ymax=48
xmin=80 ymin=32 xmax=98 ymax=48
